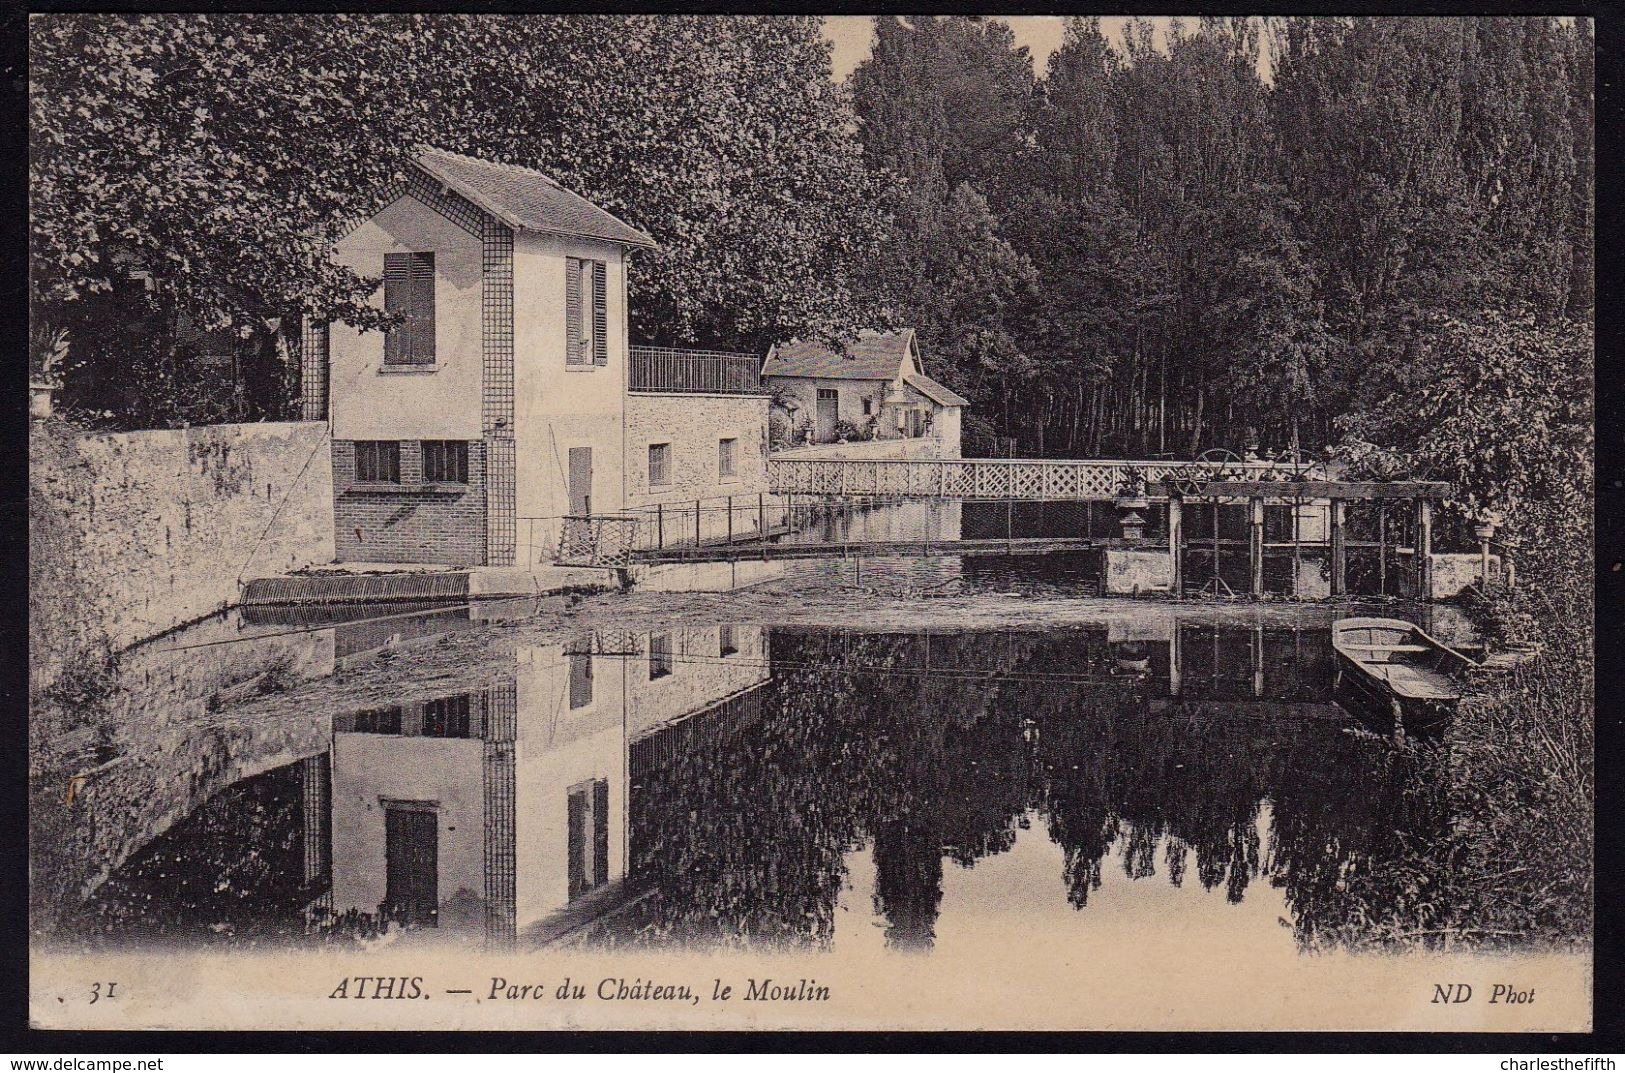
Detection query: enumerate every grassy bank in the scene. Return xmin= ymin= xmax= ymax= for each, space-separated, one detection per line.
xmin=1312 ymin=530 xmax=1593 ymax=951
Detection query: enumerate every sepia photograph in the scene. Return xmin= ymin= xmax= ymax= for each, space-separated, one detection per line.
xmin=24 ymin=12 xmax=1596 ymax=1036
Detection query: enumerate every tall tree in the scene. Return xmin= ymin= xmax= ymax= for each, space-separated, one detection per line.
xmin=849 ymin=16 xmax=1042 ymax=450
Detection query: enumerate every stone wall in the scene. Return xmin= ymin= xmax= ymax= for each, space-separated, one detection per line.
xmin=771 ymin=436 xmax=946 ymax=462
xmin=331 ymin=439 xmax=488 ymax=565
xmin=30 ymin=420 xmax=336 ymax=681
xmin=624 ymin=393 xmax=771 ymax=543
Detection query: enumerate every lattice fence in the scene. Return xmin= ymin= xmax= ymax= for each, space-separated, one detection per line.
xmin=765 ymin=458 xmax=1297 ymax=500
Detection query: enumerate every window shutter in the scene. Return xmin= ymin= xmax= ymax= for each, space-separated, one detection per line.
xmin=408 ymin=252 xmax=435 ymax=364
xmin=591 ymin=261 xmax=608 ymax=366
xmin=382 ymin=254 xmax=410 ymax=365
xmin=591 ymin=780 xmax=610 ymax=887
xmin=565 ymin=257 xmax=583 ymax=365
xmin=567 ymin=789 xmax=586 ymax=900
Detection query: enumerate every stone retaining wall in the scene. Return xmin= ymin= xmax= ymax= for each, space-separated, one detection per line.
xmin=30 ymin=420 xmax=336 ymax=686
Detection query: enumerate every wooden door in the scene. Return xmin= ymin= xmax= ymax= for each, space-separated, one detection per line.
xmin=384 ymin=806 xmax=438 ymax=927
xmin=816 ymin=389 xmax=839 ymax=442
xmin=568 ymin=447 xmax=593 ymax=516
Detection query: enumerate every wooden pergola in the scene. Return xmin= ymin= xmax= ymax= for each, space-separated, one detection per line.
xmin=1153 ymin=479 xmax=1453 ymax=599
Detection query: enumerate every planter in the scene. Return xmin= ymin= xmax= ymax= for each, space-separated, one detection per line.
xmin=1114 ymin=496 xmax=1150 ymax=512
xmin=1473 ymin=523 xmax=1497 ymax=542
xmin=30 ymin=381 xmax=56 ymax=419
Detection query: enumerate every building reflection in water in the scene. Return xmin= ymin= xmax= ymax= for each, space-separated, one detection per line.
xmin=322 ymin=620 xmax=773 ymax=949
xmin=68 ymin=612 xmax=1454 ymax=957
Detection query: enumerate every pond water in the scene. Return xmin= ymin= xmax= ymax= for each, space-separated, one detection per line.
xmin=40 ymin=566 xmax=1465 ymax=962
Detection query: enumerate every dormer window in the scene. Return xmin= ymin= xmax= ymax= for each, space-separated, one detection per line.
xmin=567 ymin=257 xmax=608 ymax=366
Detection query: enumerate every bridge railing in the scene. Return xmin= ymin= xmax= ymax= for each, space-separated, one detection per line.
xmin=765 ymin=457 xmax=1304 ymax=499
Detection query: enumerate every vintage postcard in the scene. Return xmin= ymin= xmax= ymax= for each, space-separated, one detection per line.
xmin=27 ymin=13 xmax=1594 ymax=1033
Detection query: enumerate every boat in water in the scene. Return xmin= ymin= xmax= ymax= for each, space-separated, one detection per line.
xmin=1331 ymin=617 xmax=1478 ymax=735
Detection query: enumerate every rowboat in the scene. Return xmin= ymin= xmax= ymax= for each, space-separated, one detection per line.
xmin=1331 ymin=617 xmax=1478 ymax=734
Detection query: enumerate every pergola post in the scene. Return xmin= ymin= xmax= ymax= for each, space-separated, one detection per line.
xmin=1252 ymin=621 xmax=1265 ymax=697
xmin=1167 ymin=495 xmax=1183 ymax=598
xmin=1249 ymin=496 xmax=1265 ymax=598
xmin=1329 ymin=499 xmax=1347 ymax=596
xmin=1415 ymin=497 xmax=1434 ymax=601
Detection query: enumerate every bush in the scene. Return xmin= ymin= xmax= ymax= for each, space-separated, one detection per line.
xmin=768 ymin=409 xmax=794 ymax=451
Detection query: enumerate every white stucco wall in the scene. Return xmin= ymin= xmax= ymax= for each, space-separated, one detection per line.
xmin=513 ymin=232 xmax=631 ymax=551
xmin=330 ymin=194 xmax=485 ymax=441
xmin=512 ymin=642 xmax=630 ymax=933
xmin=329 ymin=732 xmax=487 ymax=935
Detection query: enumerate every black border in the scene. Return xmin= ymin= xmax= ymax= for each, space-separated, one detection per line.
xmin=4 ymin=0 xmax=1620 ymax=1053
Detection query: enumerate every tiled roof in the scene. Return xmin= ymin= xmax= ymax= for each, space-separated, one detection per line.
xmin=905 ymin=373 xmax=969 ymax=408
xmin=415 ymin=147 xmax=657 ymax=249
xmin=761 ymin=329 xmax=916 ymax=381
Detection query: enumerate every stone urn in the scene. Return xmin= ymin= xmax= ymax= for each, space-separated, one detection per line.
xmin=1114 ymin=487 xmax=1151 ymax=540
xmin=1473 ymin=520 xmax=1498 ymax=542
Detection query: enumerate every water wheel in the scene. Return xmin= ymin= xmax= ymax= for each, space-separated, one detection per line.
xmin=1170 ymin=447 xmax=1246 ymax=497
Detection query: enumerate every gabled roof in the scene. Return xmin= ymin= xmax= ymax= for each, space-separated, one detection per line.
xmin=415 ymin=147 xmax=657 ymax=249
xmin=761 ymin=329 xmax=917 ymax=381
xmin=904 ymin=372 xmax=969 ymax=408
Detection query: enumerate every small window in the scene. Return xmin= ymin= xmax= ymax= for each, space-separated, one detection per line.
xmin=422 ymin=440 xmax=468 ymax=484
xmin=719 ymin=626 xmax=737 ymax=657
xmin=862 ymin=398 xmax=874 ymax=416
xmin=350 ymin=706 xmax=404 ymax=735
xmin=649 ymin=632 xmax=673 ymax=680
xmin=355 ymin=441 xmax=401 ymax=483
xmin=422 ymin=695 xmax=471 ymax=738
xmin=718 ymin=437 xmax=736 ymax=478
xmin=383 ymin=252 xmax=435 ymax=365
xmin=568 ymin=650 xmax=594 ymax=710
xmin=648 ymin=443 xmax=671 ymax=487
xmin=818 ymin=388 xmax=839 ymax=402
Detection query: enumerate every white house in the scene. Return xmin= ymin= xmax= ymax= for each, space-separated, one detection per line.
xmin=761 ymin=328 xmax=966 ymax=455
xmin=302 ymin=148 xmax=771 ymax=568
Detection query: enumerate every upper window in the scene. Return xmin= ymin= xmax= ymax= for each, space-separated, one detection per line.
xmin=862 ymin=398 xmax=874 ymax=416
xmin=566 ymin=257 xmax=608 ymax=367
xmin=648 ymin=442 xmax=671 ymax=487
xmin=718 ymin=625 xmax=737 ymax=657
xmin=355 ymin=441 xmax=401 ymax=483
xmin=718 ymin=437 xmax=737 ymax=479
xmin=383 ymin=252 xmax=435 ymax=366
xmin=422 ymin=440 xmax=468 ymax=484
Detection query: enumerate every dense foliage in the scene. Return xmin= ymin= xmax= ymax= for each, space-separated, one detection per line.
xmin=31 ymin=14 xmax=1593 ymax=542
xmin=31 ymin=14 xmax=886 ymax=423
xmin=848 ymin=15 xmax=1592 ymax=469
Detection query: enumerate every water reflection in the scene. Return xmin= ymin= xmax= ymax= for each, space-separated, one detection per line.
xmin=62 ymin=615 xmax=1458 ymax=956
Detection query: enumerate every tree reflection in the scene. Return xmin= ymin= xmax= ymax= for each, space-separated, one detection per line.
xmin=622 ymin=625 xmax=1460 ymax=953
